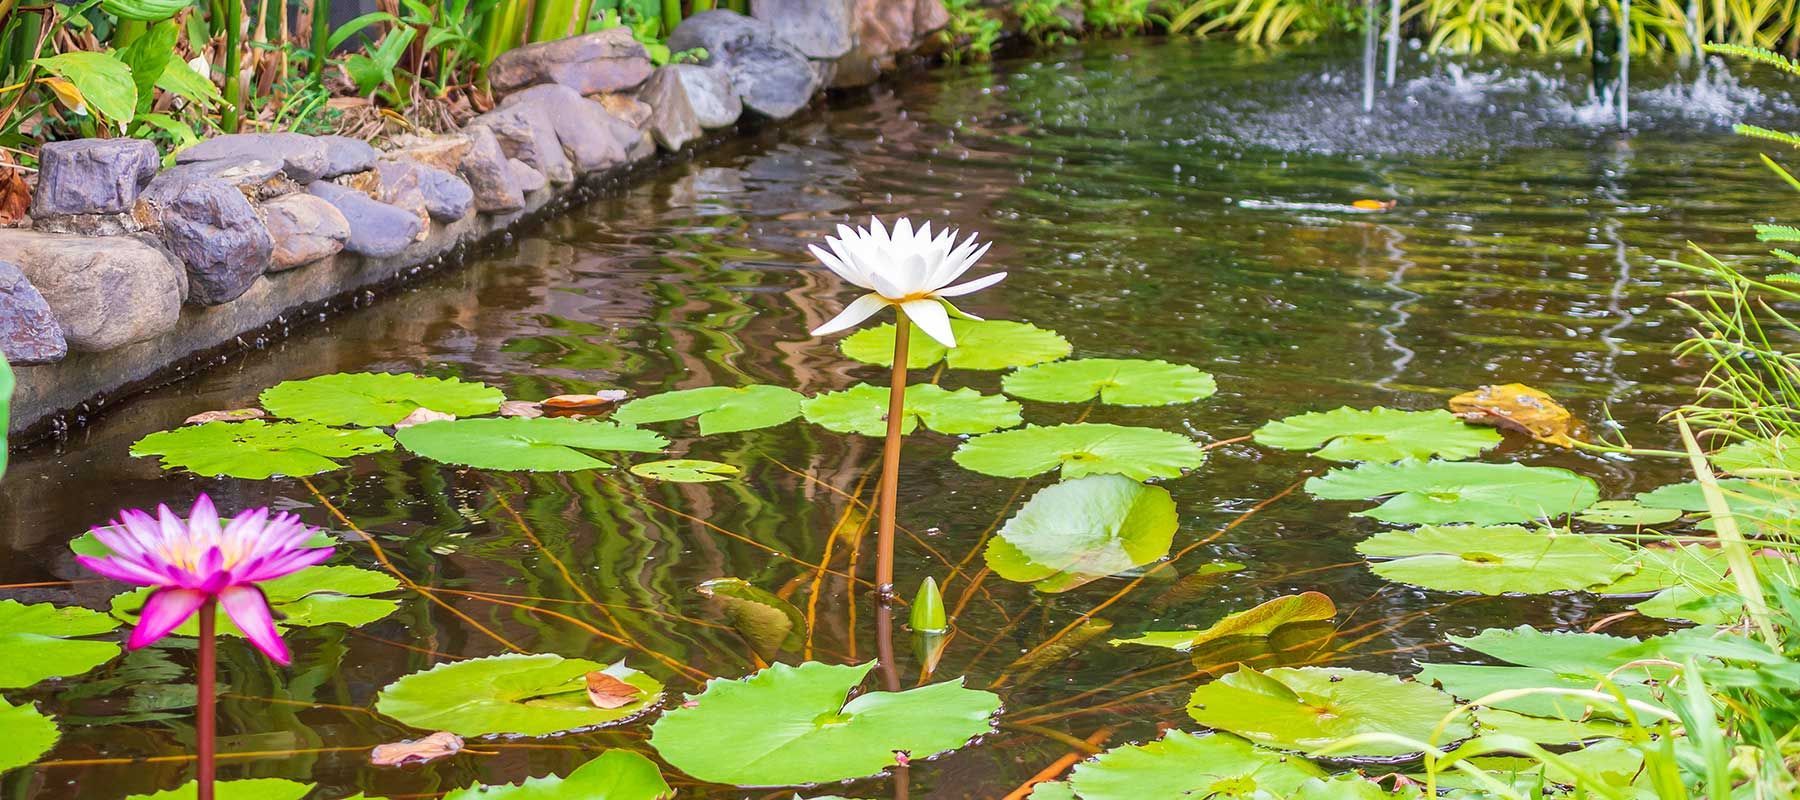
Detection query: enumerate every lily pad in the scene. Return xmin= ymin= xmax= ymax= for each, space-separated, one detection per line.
xmin=1295 ymin=776 xmax=1420 ymax=799
xmin=1355 ymin=526 xmax=1634 ymax=595
xmin=630 ymin=459 xmax=741 ymax=483
xmin=1068 ymin=731 xmax=1327 ymax=800
xmin=443 ymin=750 xmax=671 ymax=800
xmin=125 ymin=780 xmax=315 ymax=800
xmin=1253 ymin=407 xmax=1500 ymax=463
xmin=1471 ymin=708 xmax=1629 ymax=745
xmin=1574 ymin=500 xmax=1682 ymax=526
xmin=800 ymin=384 xmax=1022 ymax=436
xmin=0 ymin=701 xmax=57 ymax=773
xmin=1451 ymin=626 xmax=1659 ymax=677
xmin=1003 ymin=358 xmax=1217 ymax=406
xmin=698 ymin=578 xmax=805 ymax=660
xmin=612 ymin=385 xmax=804 ymax=435
xmin=1591 ymin=543 xmax=1732 ymax=595
xmin=954 ymin=423 xmax=1206 ymax=481
xmin=261 ymin=372 xmax=503 ymax=426
xmin=1306 ymin=461 xmax=1599 ymax=525
xmin=396 ymin=417 xmax=667 ymax=471
xmin=841 ymin=319 xmax=1072 ymax=370
xmin=1111 ymin=592 xmax=1336 ymax=651
xmin=1185 ymin=666 xmax=1472 ymax=757
xmin=985 ymin=475 xmax=1178 ymax=593
xmin=0 ymin=600 xmax=122 ymax=689
xmin=111 ymin=565 xmax=400 ymax=637
xmin=1713 ymin=437 xmax=1800 ymax=476
xmin=1024 ymin=782 xmax=1076 ymax=800
xmin=1415 ymin=663 xmax=1661 ymax=722
xmin=648 ymin=661 xmax=1000 ymax=786
xmin=130 ymin=420 xmax=394 ymax=479
xmin=1634 ymin=479 xmax=1800 ymax=533
xmin=377 ymin=654 xmax=664 ymax=738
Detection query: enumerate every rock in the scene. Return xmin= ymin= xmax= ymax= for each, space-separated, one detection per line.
xmin=261 ymin=194 xmax=350 ymax=271
xmin=306 ymin=181 xmax=422 ymax=259
xmin=386 ymin=133 xmax=472 ymax=174
xmin=668 ymin=64 xmax=743 ymax=129
xmin=156 ymin=180 xmax=274 ymax=305
xmin=375 ymin=160 xmax=473 ymax=223
xmin=670 ymin=11 xmax=819 ymax=119
xmin=459 ymin=126 xmax=523 ymax=213
xmin=468 ymin=105 xmax=574 ymax=185
xmin=595 ymin=93 xmax=653 ymax=129
xmin=489 ymin=27 xmax=654 ymax=97
xmin=143 ymin=156 xmax=293 ymax=203
xmin=753 ymin=0 xmax=855 ymax=59
xmin=638 ymin=68 xmax=704 ymax=151
xmin=508 ymin=159 xmax=547 ymax=194
xmin=0 ymin=230 xmax=184 ymax=352
xmin=30 ymin=139 xmax=159 ymax=217
xmin=499 ymin=84 xmax=641 ymax=174
xmin=0 ymin=260 xmax=67 ymax=364
xmin=175 ymin=133 xmax=334 ymax=183
xmin=832 ymin=0 xmax=948 ymax=88
xmin=314 ymin=135 xmax=380 ymax=178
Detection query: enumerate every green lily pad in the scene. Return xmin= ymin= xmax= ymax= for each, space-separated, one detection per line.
xmin=396 ymin=417 xmax=667 ymax=471
xmin=1634 ymin=585 xmax=1746 ymax=624
xmin=800 ymin=384 xmax=1022 ymax=436
xmin=261 ymin=372 xmax=503 ymax=426
xmin=1634 ymin=479 xmax=1800 ymax=534
xmin=1712 ymin=437 xmax=1800 ymax=476
xmin=1574 ymin=500 xmax=1682 ymax=526
xmin=841 ymin=319 xmax=1072 ymax=370
xmin=697 ymin=578 xmax=805 ymax=660
xmin=954 ymin=423 xmax=1206 ymax=481
xmin=0 ymin=701 xmax=57 ymax=773
xmin=612 ymin=385 xmax=804 ymax=435
xmin=1068 ymin=731 xmax=1327 ymax=800
xmin=1024 ymin=782 xmax=1077 ymax=800
xmin=1003 ymin=358 xmax=1217 ymax=406
xmin=1591 ymin=543 xmax=1732 ymax=595
xmin=1186 ymin=667 xmax=1472 ymax=757
xmin=1111 ymin=592 xmax=1336 ymax=651
xmin=443 ymin=750 xmax=671 ymax=800
xmin=1419 ymin=627 xmax=1669 ymax=721
xmin=1306 ymin=461 xmax=1599 ymax=525
xmin=1355 ymin=526 xmax=1634 ymax=595
xmin=0 ymin=600 xmax=121 ymax=689
xmin=125 ymin=780 xmax=315 ymax=800
xmin=1296 ymin=776 xmax=1422 ymax=799
xmin=630 ymin=459 xmax=741 ymax=483
xmin=1472 ymin=707 xmax=1630 ymax=744
xmin=1415 ymin=663 xmax=1661 ymax=722
xmin=985 ymin=475 xmax=1178 ymax=593
xmin=648 ymin=661 xmax=1000 ymax=787
xmin=1451 ymin=626 xmax=1659 ymax=677
xmin=377 ymin=654 xmax=664 ymax=738
xmin=130 ymin=420 xmax=395 ymax=479
xmin=1253 ymin=407 xmax=1501 ymax=463
xmin=111 ymin=565 xmax=400 ymax=637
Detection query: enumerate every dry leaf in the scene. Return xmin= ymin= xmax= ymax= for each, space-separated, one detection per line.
xmin=41 ymin=77 xmax=85 ymax=114
xmin=394 ymin=408 xmax=455 ymax=428
xmin=542 ymin=391 xmax=629 ymax=411
xmin=1351 ymin=199 xmax=1397 ymax=211
xmin=585 ymin=671 xmax=641 ymax=709
xmin=184 ymin=408 xmax=267 ymax=425
xmin=0 ymin=168 xmax=29 ymax=226
xmin=1448 ymin=383 xmax=1584 ymax=447
xmin=498 ymin=399 xmax=543 ymax=418
xmin=370 ymin=731 xmax=464 ymax=767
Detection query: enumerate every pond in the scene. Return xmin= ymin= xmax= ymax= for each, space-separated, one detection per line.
xmin=4 ymin=36 xmax=1798 ymax=799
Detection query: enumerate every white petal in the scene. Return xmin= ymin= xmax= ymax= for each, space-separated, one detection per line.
xmin=934 ymin=239 xmax=992 ymax=289
xmin=869 ymin=265 xmax=909 ymax=300
xmin=809 ymin=243 xmax=864 ymax=286
xmin=811 ymin=294 xmax=891 ymax=337
xmin=937 ymin=271 xmax=1006 ymax=297
xmin=901 ymin=299 xmax=956 ymax=348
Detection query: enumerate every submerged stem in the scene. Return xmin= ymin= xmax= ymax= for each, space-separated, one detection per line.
xmin=875 ymin=310 xmax=912 ymax=594
xmin=197 ymin=597 xmax=217 ymax=800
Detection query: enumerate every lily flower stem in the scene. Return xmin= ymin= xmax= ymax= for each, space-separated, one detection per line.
xmin=876 ymin=310 xmax=912 ymax=595
xmin=197 ymin=597 xmax=217 ymax=800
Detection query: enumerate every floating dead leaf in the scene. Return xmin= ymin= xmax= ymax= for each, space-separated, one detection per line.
xmin=370 ymin=731 xmax=463 ymax=767
xmin=585 ymin=670 xmax=642 ymax=709
xmin=184 ymin=408 xmax=267 ymax=425
xmin=1448 ymin=383 xmax=1584 ymax=447
xmin=497 ymin=399 xmax=543 ymax=418
xmin=542 ymin=391 xmax=629 ymax=413
xmin=394 ymin=408 xmax=456 ymax=429
xmin=1351 ymin=198 xmax=1398 ymax=211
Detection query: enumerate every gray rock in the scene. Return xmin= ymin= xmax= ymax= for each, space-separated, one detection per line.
xmin=27 ymin=212 xmax=145 ymax=237
xmin=143 ymin=156 xmax=292 ymax=203
xmin=499 ymin=84 xmax=641 ymax=174
xmin=489 ymin=27 xmax=654 ymax=97
xmin=670 ymin=11 xmax=819 ymax=119
xmin=386 ymin=133 xmax=472 ymax=174
xmin=375 ymin=160 xmax=473 ymax=223
xmin=669 ymin=64 xmax=743 ymax=129
xmin=753 ymin=0 xmax=855 ymax=59
xmin=175 ymin=133 xmax=333 ymax=183
xmin=157 ymin=180 xmax=274 ymax=305
xmin=468 ymin=105 xmax=574 ymax=185
xmin=460 ymin=126 xmax=523 ymax=213
xmin=0 ymin=230 xmax=184 ymax=352
xmin=261 ymin=193 xmax=350 ymax=271
xmin=30 ymin=139 xmax=159 ymax=217
xmin=0 ymin=260 xmax=67 ymax=364
xmin=306 ymin=181 xmax=422 ymax=259
xmin=508 ymin=159 xmax=548 ymax=194
xmin=315 ymin=135 xmax=380 ymax=178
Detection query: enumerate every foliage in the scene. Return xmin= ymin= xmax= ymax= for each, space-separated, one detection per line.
xmin=1254 ymin=407 xmax=1501 ymax=462
xmin=1016 ymin=0 xmax=1079 ymax=45
xmin=0 ymin=701 xmax=58 ymax=774
xmin=0 ymin=599 xmax=122 ymax=688
xmin=1002 ymin=358 xmax=1217 ymax=406
xmin=395 ymin=417 xmax=666 ymax=471
xmin=1067 ymin=731 xmax=1327 ymax=800
xmin=260 ymin=372 xmax=504 ymax=427
xmin=629 ymin=458 xmax=740 ymax=482
xmin=442 ymin=750 xmax=671 ymax=800
xmin=376 ymin=654 xmax=664 ymax=737
xmin=1111 ymin=592 xmax=1335 ymax=650
xmin=1355 ymin=525 xmax=1636 ymax=594
xmin=1305 ymin=460 xmax=1600 ymax=525
xmin=986 ymin=475 xmax=1178 ymax=592
xmin=939 ymin=0 xmax=1006 ymax=62
xmin=613 ymin=385 xmax=804 ymax=435
xmin=1186 ymin=666 xmax=1472 ymax=757
xmin=130 ymin=420 xmax=395 ymax=479
xmin=954 ymin=423 xmax=1207 ymax=480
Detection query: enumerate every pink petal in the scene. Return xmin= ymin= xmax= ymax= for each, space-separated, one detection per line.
xmin=238 ymin=546 xmax=332 ymax=583
xmin=810 ymin=294 xmax=891 ymax=338
xmin=128 ymin=588 xmax=208 ymax=650
xmin=219 ymin=585 xmax=290 ymax=665
xmin=188 ymin=495 xmax=222 ymax=539
xmin=76 ymin=554 xmax=167 ymax=586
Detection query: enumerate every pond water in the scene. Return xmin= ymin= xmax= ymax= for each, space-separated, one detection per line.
xmin=5 ymin=37 xmax=1800 ymax=800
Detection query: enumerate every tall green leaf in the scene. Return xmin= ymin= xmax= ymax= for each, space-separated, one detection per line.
xmin=34 ymin=51 xmax=138 ymax=126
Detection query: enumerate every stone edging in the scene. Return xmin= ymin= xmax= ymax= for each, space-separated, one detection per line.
xmin=2 ymin=0 xmax=952 ymax=442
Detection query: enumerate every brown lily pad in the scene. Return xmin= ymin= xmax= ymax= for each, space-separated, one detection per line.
xmin=184 ymin=408 xmax=268 ymax=425
xmin=585 ymin=670 xmax=642 ymax=709
xmin=370 ymin=731 xmax=464 ymax=767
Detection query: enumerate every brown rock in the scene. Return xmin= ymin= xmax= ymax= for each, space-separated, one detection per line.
xmin=637 ymin=68 xmax=703 ymax=151
xmin=489 ymin=28 xmax=655 ymax=97
xmin=386 ymin=133 xmax=474 ymax=174
xmin=459 ymin=126 xmax=524 ymax=214
xmin=261 ymin=193 xmax=350 ymax=271
xmin=594 ymin=93 xmax=653 ymax=129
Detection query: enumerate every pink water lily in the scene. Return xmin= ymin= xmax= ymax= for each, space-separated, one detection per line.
xmin=77 ymin=495 xmax=331 ymax=665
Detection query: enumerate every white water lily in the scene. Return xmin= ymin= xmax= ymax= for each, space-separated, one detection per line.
xmin=808 ymin=216 xmax=1004 ymax=347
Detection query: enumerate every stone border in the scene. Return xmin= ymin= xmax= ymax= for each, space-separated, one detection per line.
xmin=3 ymin=1 xmax=952 ymax=442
